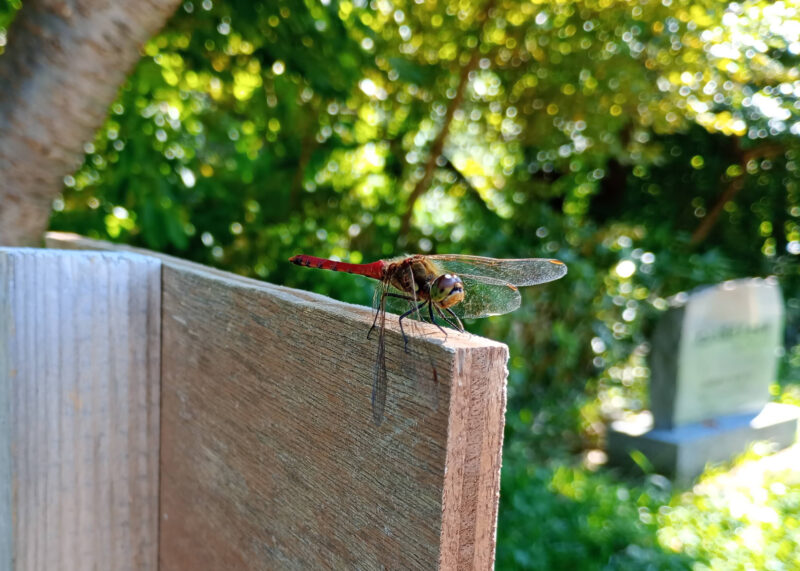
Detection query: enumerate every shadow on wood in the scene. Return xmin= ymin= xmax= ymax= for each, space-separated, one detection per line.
xmin=44 ymin=232 xmax=509 ymax=570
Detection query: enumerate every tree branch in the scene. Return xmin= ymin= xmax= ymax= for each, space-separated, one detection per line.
xmin=398 ymin=0 xmax=495 ymax=240
xmin=288 ymin=121 xmax=320 ymax=210
xmin=690 ymin=142 xmax=784 ymax=246
xmin=440 ymin=155 xmax=493 ymax=216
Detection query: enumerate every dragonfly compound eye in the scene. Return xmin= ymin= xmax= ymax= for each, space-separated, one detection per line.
xmin=431 ymin=274 xmax=465 ymax=308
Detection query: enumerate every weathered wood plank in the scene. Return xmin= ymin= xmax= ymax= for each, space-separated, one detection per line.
xmin=0 ymin=248 xmax=161 ymax=571
xmin=46 ymin=232 xmax=509 ymax=570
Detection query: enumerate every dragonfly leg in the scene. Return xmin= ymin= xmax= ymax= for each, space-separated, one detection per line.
xmin=433 ymin=304 xmax=463 ymax=333
xmin=428 ymin=302 xmax=448 ymax=339
xmin=444 ymin=307 xmax=464 ymax=332
xmin=368 ymin=292 xmax=416 ymax=339
xmin=398 ymin=300 xmax=427 ymax=353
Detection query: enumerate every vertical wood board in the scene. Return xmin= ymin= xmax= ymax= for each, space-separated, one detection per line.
xmin=0 ymin=248 xmax=161 ymax=571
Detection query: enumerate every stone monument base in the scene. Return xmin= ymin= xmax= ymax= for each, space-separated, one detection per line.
xmin=607 ymin=402 xmax=800 ymax=484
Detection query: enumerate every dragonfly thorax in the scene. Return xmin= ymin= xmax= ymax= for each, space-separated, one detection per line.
xmin=386 ymin=257 xmax=465 ymax=309
xmin=430 ymin=273 xmax=465 ymax=309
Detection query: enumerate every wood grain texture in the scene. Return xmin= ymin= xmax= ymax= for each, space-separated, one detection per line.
xmin=0 ymin=248 xmax=161 ymax=571
xmin=45 ymin=232 xmax=509 ymax=570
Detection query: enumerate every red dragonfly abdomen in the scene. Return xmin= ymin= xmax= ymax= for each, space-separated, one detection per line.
xmin=289 ymin=254 xmax=386 ymax=280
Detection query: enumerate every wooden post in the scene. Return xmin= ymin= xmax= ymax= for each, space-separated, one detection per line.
xmin=0 ymin=248 xmax=161 ymax=570
xmin=45 ymin=232 xmax=509 ymax=569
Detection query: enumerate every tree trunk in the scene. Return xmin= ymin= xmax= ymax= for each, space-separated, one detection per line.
xmin=0 ymin=0 xmax=183 ymax=246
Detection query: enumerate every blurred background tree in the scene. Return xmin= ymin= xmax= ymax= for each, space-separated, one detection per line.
xmin=0 ymin=0 xmax=183 ymax=245
xmin=2 ymin=0 xmax=799 ymax=568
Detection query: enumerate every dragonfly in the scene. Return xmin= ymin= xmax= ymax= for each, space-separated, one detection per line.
xmin=289 ymin=253 xmax=567 ymax=424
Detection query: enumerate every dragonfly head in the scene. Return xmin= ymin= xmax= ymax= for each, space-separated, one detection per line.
xmin=430 ymin=273 xmax=465 ymax=309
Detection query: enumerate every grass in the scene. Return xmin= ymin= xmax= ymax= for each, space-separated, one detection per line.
xmin=495 ymin=386 xmax=800 ymax=570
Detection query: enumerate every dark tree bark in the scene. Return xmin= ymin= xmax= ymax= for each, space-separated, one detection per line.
xmin=0 ymin=0 xmax=183 ymax=246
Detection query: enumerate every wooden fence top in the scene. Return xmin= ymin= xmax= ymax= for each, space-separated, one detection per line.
xmin=40 ymin=232 xmax=509 ymax=569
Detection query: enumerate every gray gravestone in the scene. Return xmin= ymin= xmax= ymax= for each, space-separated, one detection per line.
xmin=608 ymin=277 xmax=798 ymax=483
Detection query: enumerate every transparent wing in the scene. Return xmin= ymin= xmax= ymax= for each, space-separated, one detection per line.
xmin=452 ymin=274 xmax=522 ymax=318
xmin=427 ymin=254 xmax=567 ymax=287
xmin=382 ymin=267 xmax=525 ymax=319
xmin=372 ymin=323 xmax=387 ymax=425
xmin=371 ymin=282 xmax=389 ymax=425
xmin=384 ymin=291 xmax=417 ymax=315
xmin=371 ymin=270 xmax=440 ymax=425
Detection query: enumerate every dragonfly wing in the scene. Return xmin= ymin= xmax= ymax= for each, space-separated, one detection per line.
xmin=371 ymin=286 xmax=388 ymax=425
xmin=372 ymin=330 xmax=387 ymax=425
xmin=452 ymin=274 xmax=522 ymax=318
xmin=428 ymin=254 xmax=567 ymax=286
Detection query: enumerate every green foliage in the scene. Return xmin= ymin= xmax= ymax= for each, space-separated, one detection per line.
xmin=7 ymin=0 xmax=798 ymax=566
xmin=498 ymin=428 xmax=800 ymax=570
xmin=497 ymin=461 xmax=695 ymax=570
xmin=659 ymin=466 xmax=800 ymax=570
